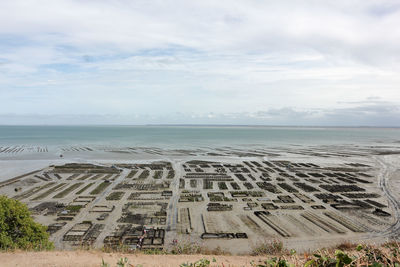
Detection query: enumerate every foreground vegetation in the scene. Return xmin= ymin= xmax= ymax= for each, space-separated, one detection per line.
xmin=250 ymin=242 xmax=400 ymax=266
xmin=0 ymin=195 xmax=53 ymax=250
xmin=97 ymin=240 xmax=400 ymax=266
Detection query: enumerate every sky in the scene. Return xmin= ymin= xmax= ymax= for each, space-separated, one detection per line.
xmin=0 ymin=0 xmax=400 ymax=126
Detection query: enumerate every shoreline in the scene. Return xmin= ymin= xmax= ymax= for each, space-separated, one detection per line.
xmin=1 ymin=142 xmax=400 ymax=183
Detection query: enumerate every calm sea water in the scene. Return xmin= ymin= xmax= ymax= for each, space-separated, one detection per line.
xmin=0 ymin=126 xmax=399 ymax=149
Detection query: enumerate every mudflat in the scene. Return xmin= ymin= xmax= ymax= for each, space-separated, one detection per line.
xmin=0 ymin=144 xmax=399 ymax=254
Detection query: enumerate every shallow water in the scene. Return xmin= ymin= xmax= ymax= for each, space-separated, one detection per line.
xmin=0 ymin=125 xmax=398 ymax=148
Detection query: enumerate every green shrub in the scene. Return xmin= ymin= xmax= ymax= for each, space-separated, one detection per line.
xmin=304 ymin=250 xmax=353 ymax=267
xmin=252 ymin=257 xmax=294 ymax=267
xmin=116 ymin=257 xmax=129 ymax=267
xmin=0 ymin=195 xmax=54 ymax=250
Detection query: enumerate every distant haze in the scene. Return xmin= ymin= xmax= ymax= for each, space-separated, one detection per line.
xmin=0 ymin=1 xmax=399 ymax=126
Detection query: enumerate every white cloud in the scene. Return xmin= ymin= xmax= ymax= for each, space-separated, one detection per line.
xmin=0 ymin=0 xmax=399 ymax=125
xmin=1 ymin=98 xmax=399 ymax=126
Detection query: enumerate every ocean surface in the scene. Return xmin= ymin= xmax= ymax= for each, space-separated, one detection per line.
xmin=0 ymin=126 xmax=399 ymax=149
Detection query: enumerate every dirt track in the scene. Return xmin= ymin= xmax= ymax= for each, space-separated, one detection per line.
xmin=375 ymin=156 xmax=400 ymax=238
xmin=0 ymin=251 xmax=265 ymax=267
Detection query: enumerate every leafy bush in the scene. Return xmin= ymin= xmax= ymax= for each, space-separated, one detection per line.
xmin=251 ymin=257 xmax=294 ymax=267
xmin=0 ymin=195 xmax=54 ymax=250
xmin=304 ymin=250 xmax=353 ymax=267
xmin=251 ymin=242 xmax=400 ymax=266
xmin=304 ymin=244 xmax=400 ymax=267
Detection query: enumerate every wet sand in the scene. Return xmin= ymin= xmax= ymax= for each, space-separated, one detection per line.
xmin=0 ymin=144 xmax=399 ymax=254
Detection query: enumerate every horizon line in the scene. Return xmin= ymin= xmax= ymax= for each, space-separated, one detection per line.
xmin=0 ymin=124 xmax=399 ymax=129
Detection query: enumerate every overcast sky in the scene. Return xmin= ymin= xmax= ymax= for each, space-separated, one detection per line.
xmin=0 ymin=0 xmax=399 ymax=126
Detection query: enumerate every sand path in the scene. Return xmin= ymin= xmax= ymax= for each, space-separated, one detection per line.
xmin=0 ymin=251 xmax=265 ymax=267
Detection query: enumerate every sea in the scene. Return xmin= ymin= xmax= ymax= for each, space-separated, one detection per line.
xmin=0 ymin=125 xmax=399 ymax=149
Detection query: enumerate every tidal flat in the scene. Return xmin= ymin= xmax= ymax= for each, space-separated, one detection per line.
xmin=0 ymin=144 xmax=399 ymax=253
